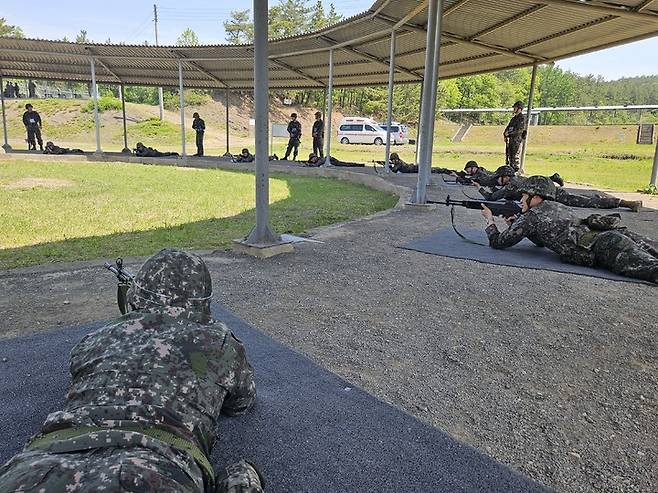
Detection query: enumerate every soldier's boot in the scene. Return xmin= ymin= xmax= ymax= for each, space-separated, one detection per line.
xmin=619 ymin=199 xmax=642 ymax=212
xmin=550 ymin=173 xmax=564 ymax=187
xmin=216 ymin=460 xmax=264 ymax=493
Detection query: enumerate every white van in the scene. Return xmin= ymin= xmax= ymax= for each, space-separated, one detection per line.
xmin=337 ymin=117 xmax=388 ymax=145
xmin=378 ymin=121 xmax=409 ymax=145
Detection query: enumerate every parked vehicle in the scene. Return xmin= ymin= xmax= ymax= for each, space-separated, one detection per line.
xmin=378 ymin=121 xmax=409 ymax=144
xmin=337 ymin=117 xmax=388 ymax=145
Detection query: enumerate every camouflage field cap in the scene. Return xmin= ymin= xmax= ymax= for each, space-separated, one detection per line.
xmin=127 ymin=248 xmax=212 ymax=315
xmin=518 ymin=175 xmax=557 ymax=200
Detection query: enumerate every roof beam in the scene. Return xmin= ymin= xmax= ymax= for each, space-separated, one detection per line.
xmin=171 ymin=50 xmax=228 ymax=88
xmin=443 ymin=0 xmax=473 ymax=16
xmin=84 ymin=47 xmax=122 ymax=83
xmin=269 ymin=58 xmax=326 ymax=86
xmin=538 ymin=0 xmax=658 ymax=20
xmin=514 ymin=14 xmax=619 ymax=50
xmin=466 ymin=4 xmax=548 ymax=40
xmin=319 ymin=35 xmax=423 ymax=80
xmin=635 ymin=0 xmax=657 ymax=11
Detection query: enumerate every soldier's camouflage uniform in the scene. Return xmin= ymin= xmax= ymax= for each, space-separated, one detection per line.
xmin=504 ymin=112 xmax=525 ymax=171
xmin=486 ymin=200 xmax=658 ymax=283
xmin=480 ymin=176 xmax=627 ymax=210
xmin=0 ymin=248 xmax=263 ymax=492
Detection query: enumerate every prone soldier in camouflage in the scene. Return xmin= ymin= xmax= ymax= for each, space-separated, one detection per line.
xmin=481 ymin=176 xmax=658 ymax=283
xmin=0 ymin=248 xmax=264 ymax=492
xmin=503 ymin=101 xmax=526 ymax=171
xmin=479 ymin=165 xmax=642 ymax=212
xmin=463 ymin=160 xmax=496 ymax=186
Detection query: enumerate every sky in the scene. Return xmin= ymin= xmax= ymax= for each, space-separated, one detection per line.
xmin=2 ymin=0 xmax=657 ymax=81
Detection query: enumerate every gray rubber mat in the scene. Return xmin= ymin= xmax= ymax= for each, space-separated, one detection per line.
xmin=401 ymin=227 xmax=647 ymax=284
xmin=0 ymin=306 xmax=551 ymax=492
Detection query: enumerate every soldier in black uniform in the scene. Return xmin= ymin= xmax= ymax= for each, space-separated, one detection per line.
xmin=22 ymin=103 xmax=43 ymax=151
xmin=503 ymin=101 xmax=526 ymax=171
xmin=312 ymin=111 xmax=324 ymax=159
xmin=192 ymin=112 xmax=205 ymax=157
xmin=283 ymin=113 xmax=302 ymax=161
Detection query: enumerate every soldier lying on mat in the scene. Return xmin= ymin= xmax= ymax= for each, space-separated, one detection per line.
xmin=481 ymin=176 xmax=657 ymax=284
xmin=43 ymin=141 xmax=84 ymax=155
xmin=0 ymin=248 xmax=265 ymax=492
xmin=305 ymin=153 xmax=365 ymax=167
xmin=134 ymin=142 xmax=179 ymax=158
xmin=478 ymin=166 xmax=642 ymax=212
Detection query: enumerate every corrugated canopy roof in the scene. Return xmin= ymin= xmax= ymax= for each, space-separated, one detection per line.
xmin=1 ymin=0 xmax=657 ymax=90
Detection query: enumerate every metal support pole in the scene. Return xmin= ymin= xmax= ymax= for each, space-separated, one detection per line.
xmin=322 ymin=88 xmax=327 ymax=123
xmin=245 ymin=0 xmax=277 ymax=244
xmin=178 ymin=61 xmax=186 ymax=157
xmin=384 ymin=30 xmax=396 ymax=173
xmin=519 ymin=63 xmax=538 ymax=173
xmin=225 ymin=88 xmax=230 ymax=155
xmin=90 ymin=57 xmax=102 ymax=154
xmin=120 ymin=84 xmax=130 ymax=153
xmin=154 ymin=4 xmax=164 ymax=121
xmin=0 ymin=76 xmax=11 ymax=151
xmin=651 ymin=134 xmax=658 ymax=187
xmin=415 ymin=0 xmax=440 ymax=204
xmin=324 ymin=49 xmax=334 ymax=167
xmin=414 ymin=81 xmax=423 ymax=165
xmin=424 ymin=0 xmax=444 ymax=185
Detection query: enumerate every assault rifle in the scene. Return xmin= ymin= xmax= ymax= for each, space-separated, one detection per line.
xmin=104 ymin=258 xmax=134 ymax=314
xmin=429 ymin=196 xmax=522 ymax=218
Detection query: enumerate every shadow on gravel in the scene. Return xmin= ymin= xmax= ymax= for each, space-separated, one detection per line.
xmin=0 ymin=306 xmax=552 ymax=493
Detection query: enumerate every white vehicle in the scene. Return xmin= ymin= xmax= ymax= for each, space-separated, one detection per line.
xmin=337 ymin=117 xmax=388 ymax=145
xmin=378 ymin=121 xmax=409 ymax=145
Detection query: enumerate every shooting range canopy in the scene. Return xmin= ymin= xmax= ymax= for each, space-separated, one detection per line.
xmin=1 ymin=0 xmax=657 ymax=90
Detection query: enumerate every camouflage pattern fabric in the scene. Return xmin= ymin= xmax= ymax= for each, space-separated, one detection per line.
xmin=0 ymin=248 xmax=262 ymax=492
xmin=481 ymin=176 xmax=624 ymax=210
xmin=485 ymin=201 xmax=658 ymax=283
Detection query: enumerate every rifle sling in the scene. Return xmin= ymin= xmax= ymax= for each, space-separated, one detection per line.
xmin=450 ymin=206 xmax=489 ymax=247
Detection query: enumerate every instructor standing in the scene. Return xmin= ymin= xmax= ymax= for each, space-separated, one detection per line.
xmin=503 ymin=100 xmax=526 ymax=171
xmin=192 ymin=112 xmax=205 ymax=157
xmin=23 ymin=103 xmax=43 ymax=151
xmin=311 ymin=111 xmax=324 ymax=159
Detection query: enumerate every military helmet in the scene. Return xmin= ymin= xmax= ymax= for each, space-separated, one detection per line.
xmin=291 ymin=113 xmax=298 ymax=118
xmin=517 ymin=176 xmax=556 ymax=200
xmin=127 ymin=248 xmax=212 ymax=315
xmin=464 ymin=160 xmax=479 ymax=170
xmin=513 ymin=100 xmax=524 ymax=109
xmin=494 ymin=165 xmax=516 ymax=178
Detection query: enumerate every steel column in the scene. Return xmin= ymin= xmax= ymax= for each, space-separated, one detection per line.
xmin=424 ymin=0 xmax=445 ymax=185
xmin=650 ymin=133 xmax=658 ymax=187
xmin=178 ymin=61 xmax=186 ymax=157
xmin=225 ymin=88 xmax=230 ymax=155
xmin=120 ymin=84 xmax=130 ymax=153
xmin=90 ymin=57 xmax=102 ymax=153
xmin=414 ymin=81 xmax=423 ymax=165
xmin=0 ymin=76 xmax=11 ymax=151
xmin=519 ymin=63 xmax=538 ymax=173
xmin=415 ymin=0 xmax=440 ymax=204
xmin=245 ymin=0 xmax=277 ymax=244
xmin=324 ymin=49 xmax=335 ymax=166
xmin=384 ymin=30 xmax=396 ymax=173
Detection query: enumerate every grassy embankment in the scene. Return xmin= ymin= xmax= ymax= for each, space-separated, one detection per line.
xmin=0 ymin=160 xmax=398 ymax=270
xmin=3 ymin=98 xmax=654 ymax=192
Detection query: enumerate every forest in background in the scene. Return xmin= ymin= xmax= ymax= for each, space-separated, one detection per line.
xmin=2 ymin=1 xmax=657 ymax=126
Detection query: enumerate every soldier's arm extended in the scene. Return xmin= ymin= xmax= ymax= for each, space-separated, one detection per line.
xmin=485 ymin=211 xmax=535 ymax=249
xmin=221 ymin=333 xmax=257 ymax=416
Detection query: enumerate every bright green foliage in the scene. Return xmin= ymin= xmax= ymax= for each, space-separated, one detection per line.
xmin=162 ymin=90 xmax=210 ymax=111
xmin=124 ymin=86 xmax=160 ymax=106
xmin=0 ymin=17 xmax=24 ymax=37
xmin=177 ymin=28 xmax=199 ymax=46
xmin=224 ymin=10 xmax=253 ymax=44
xmin=0 ymin=161 xmax=397 ymax=269
xmin=81 ymin=96 xmax=122 ymax=113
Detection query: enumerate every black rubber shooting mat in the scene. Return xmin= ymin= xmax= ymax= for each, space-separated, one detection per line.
xmin=0 ymin=306 xmax=551 ymax=492
xmin=401 ymin=227 xmax=645 ymax=284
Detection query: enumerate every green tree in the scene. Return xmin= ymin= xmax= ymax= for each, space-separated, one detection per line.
xmin=0 ymin=17 xmax=24 ymax=38
xmin=75 ymin=29 xmax=90 ymax=43
xmin=224 ymin=9 xmax=253 ymax=44
xmin=269 ymin=0 xmax=312 ymax=38
xmin=176 ymin=28 xmax=199 ymax=46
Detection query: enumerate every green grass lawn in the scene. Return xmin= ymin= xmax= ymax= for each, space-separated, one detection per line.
xmin=0 ymin=160 xmax=398 ymax=270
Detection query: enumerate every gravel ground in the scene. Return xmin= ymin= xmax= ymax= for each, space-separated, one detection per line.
xmin=0 ymin=171 xmax=656 ymax=493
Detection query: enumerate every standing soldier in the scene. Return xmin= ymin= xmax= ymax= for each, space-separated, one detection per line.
xmin=311 ymin=111 xmax=324 ymax=159
xmin=192 ymin=112 xmax=205 ymax=157
xmin=0 ymin=248 xmax=264 ymax=492
xmin=28 ymin=80 xmax=37 ymax=98
xmin=22 ymin=103 xmax=43 ymax=151
xmin=283 ymin=112 xmax=302 ymax=161
xmin=503 ymin=100 xmax=526 ymax=171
